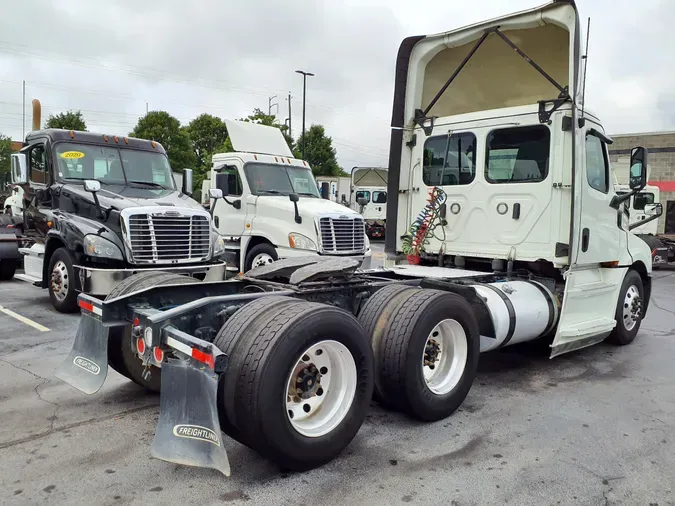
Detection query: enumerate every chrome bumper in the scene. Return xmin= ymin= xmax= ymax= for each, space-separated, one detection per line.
xmin=75 ymin=261 xmax=227 ymax=296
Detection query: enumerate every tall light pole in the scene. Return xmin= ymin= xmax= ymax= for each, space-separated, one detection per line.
xmin=295 ymin=70 xmax=314 ymax=160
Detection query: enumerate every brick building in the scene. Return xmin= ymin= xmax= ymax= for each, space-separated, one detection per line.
xmin=608 ymin=131 xmax=675 ymax=234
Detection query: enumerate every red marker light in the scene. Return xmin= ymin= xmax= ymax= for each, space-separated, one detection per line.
xmin=136 ymin=337 xmax=146 ymax=355
xmin=153 ymin=347 xmax=163 ymax=363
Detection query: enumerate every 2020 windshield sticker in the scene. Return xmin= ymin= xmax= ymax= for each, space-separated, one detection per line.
xmin=73 ymin=356 xmax=101 ymax=375
xmin=60 ymin=151 xmax=85 ymax=159
xmin=172 ymin=424 xmax=221 ymax=446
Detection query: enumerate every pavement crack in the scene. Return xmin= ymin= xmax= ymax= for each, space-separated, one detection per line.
xmin=0 ymin=357 xmax=49 ymax=382
xmin=649 ymin=297 xmax=675 ymax=319
xmin=0 ymin=404 xmax=157 ymax=450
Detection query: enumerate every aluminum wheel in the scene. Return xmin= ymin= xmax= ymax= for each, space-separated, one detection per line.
xmin=251 ymin=253 xmax=275 ymax=269
xmin=50 ymin=260 xmax=70 ymax=302
xmin=422 ymin=319 xmax=468 ymax=395
xmin=285 ymin=340 xmax=357 ymax=438
xmin=622 ymin=284 xmax=642 ymax=331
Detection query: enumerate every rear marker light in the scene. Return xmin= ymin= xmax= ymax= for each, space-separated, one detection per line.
xmin=192 ymin=348 xmax=215 ymax=369
xmin=153 ymin=347 xmax=164 ymax=363
xmin=137 ymin=337 xmax=146 ymax=355
xmin=78 ymin=299 xmax=94 ymax=312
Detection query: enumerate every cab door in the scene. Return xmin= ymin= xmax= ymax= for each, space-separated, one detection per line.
xmin=211 ymin=162 xmax=248 ymax=238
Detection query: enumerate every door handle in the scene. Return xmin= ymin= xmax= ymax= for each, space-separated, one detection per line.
xmin=581 ymin=228 xmax=590 ymax=252
xmin=512 ymin=203 xmax=521 ymax=220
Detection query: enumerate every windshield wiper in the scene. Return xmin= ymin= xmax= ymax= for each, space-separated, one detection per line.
xmin=297 ymin=192 xmax=318 ymax=197
xmin=128 ymin=180 xmax=167 ymax=189
xmin=258 ymin=190 xmax=286 ymax=195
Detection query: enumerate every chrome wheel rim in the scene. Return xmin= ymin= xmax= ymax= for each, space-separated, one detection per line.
xmin=251 ymin=253 xmax=275 ymax=269
xmin=622 ymin=284 xmax=642 ymax=331
xmin=285 ymin=340 xmax=357 ymax=438
xmin=422 ymin=319 xmax=468 ymax=395
xmin=50 ymin=260 xmax=69 ymax=302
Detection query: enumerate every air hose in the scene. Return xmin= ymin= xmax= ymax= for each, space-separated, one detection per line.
xmin=401 ymin=186 xmax=447 ymax=264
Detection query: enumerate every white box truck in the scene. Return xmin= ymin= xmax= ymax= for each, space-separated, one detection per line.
xmin=350 ymin=167 xmax=388 ymax=239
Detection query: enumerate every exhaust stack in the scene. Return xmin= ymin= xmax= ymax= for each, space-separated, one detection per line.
xmin=32 ymin=99 xmax=41 ymax=131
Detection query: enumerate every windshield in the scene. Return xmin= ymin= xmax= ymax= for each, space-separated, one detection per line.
xmin=54 ymin=142 xmax=175 ymax=190
xmin=244 ymin=162 xmax=320 ymax=197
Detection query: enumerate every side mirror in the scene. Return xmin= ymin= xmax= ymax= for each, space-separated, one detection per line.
xmin=209 ymin=188 xmax=223 ymax=200
xmin=289 ymin=193 xmax=300 ymax=203
xmin=629 ymin=146 xmax=648 ymax=190
xmin=289 ymin=193 xmax=301 ymax=224
xmin=182 ymin=168 xmax=193 ymax=195
xmin=357 ymin=197 xmax=368 ymax=207
xmin=214 ymin=173 xmax=229 ymax=198
xmin=83 ymin=180 xmax=101 ymax=193
xmin=10 ymin=153 xmax=27 ymax=185
xmin=644 ymin=203 xmax=663 ymax=217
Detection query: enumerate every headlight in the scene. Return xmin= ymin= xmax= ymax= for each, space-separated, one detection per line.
xmin=212 ymin=234 xmax=227 ymax=257
xmin=289 ymin=232 xmax=316 ymax=251
xmin=84 ymin=235 xmax=123 ymax=260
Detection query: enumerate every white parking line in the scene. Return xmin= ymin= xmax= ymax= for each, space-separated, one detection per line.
xmin=0 ymin=305 xmax=50 ymax=332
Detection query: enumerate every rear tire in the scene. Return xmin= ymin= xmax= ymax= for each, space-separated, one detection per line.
xmin=377 ymin=289 xmax=480 ymax=421
xmin=213 ymin=295 xmax=299 ymax=446
xmin=106 ymin=272 xmax=200 ymax=391
xmin=607 ymin=269 xmax=644 ymax=346
xmin=224 ymin=301 xmax=374 ymax=471
xmin=357 ymin=283 xmax=420 ymax=404
xmin=48 ymin=248 xmax=79 ymax=313
xmin=0 ymin=259 xmax=17 ymax=281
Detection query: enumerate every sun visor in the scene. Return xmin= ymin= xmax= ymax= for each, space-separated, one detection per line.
xmin=224 ymin=119 xmax=294 ymax=158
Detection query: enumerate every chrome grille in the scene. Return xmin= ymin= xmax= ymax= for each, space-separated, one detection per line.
xmin=318 ymin=216 xmax=366 ymax=254
xmin=126 ymin=212 xmax=210 ymax=264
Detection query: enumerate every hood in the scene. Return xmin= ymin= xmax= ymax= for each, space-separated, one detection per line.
xmin=61 ymin=183 xmax=204 ymax=212
xmin=257 ymin=195 xmax=361 ymax=218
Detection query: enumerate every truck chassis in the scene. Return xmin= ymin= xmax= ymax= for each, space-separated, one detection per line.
xmin=54 ymin=254 xmax=644 ymax=477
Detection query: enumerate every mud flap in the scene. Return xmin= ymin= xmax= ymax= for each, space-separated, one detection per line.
xmin=54 ymin=314 xmax=110 ymax=394
xmin=151 ymin=359 xmax=231 ymax=477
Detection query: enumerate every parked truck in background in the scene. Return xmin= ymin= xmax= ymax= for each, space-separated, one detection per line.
xmin=0 ymin=99 xmax=227 ymax=313
xmin=54 ymin=0 xmax=653 ymax=480
xmin=315 ymin=175 xmax=351 ymax=205
xmin=350 ymin=167 xmax=388 ymax=239
xmin=203 ymin=119 xmax=372 ymax=272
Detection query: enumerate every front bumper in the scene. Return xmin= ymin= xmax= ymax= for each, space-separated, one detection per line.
xmin=275 ymin=246 xmax=372 ymax=270
xmin=75 ymin=261 xmax=227 ymax=296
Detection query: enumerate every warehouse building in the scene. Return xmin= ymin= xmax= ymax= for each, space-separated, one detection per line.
xmin=609 ymin=131 xmax=675 ymax=234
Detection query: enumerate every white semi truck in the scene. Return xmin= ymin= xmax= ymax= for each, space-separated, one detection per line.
xmin=315 ymin=175 xmax=351 ymax=204
xmin=55 ymin=0 xmax=653 ymax=478
xmin=205 ymin=120 xmax=371 ymax=272
xmin=350 ymin=167 xmax=388 ymax=239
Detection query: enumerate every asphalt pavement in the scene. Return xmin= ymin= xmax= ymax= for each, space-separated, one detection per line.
xmin=1 ymin=246 xmax=674 ymax=506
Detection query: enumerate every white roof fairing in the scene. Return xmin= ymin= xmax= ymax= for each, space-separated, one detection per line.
xmin=223 ymin=119 xmax=294 ymax=158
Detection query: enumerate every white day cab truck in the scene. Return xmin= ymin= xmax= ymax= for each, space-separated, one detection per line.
xmin=201 ymin=119 xmax=372 ymax=273
xmin=314 ymin=175 xmax=352 ymax=205
xmin=54 ymin=1 xmax=653 ymax=478
xmin=350 ymin=167 xmax=388 ymax=239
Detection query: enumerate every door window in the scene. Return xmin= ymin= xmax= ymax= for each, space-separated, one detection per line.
xmin=485 ymin=125 xmax=550 ymax=183
xmin=633 ymin=192 xmax=655 ymax=210
xmin=29 ymin=144 xmax=48 ymax=185
xmin=214 ymin=164 xmax=243 ymax=196
xmin=423 ymin=132 xmax=476 ymax=186
xmin=355 ymin=190 xmax=370 ymax=202
xmin=585 ymin=134 xmax=609 ymax=193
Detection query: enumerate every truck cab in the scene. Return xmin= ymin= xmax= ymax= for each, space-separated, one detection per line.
xmin=206 ymin=120 xmax=372 ymax=272
xmin=385 ymin=0 xmax=653 ymax=357
xmin=5 ymin=125 xmax=227 ymax=312
xmin=350 ymin=167 xmax=388 ymax=239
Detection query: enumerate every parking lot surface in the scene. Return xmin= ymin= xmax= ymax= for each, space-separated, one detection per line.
xmin=1 ymin=248 xmax=674 ymax=506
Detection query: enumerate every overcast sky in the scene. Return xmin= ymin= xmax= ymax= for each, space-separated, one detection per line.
xmin=1 ymin=0 xmax=672 ymax=170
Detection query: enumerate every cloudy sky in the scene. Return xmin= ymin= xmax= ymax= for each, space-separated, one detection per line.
xmin=1 ymin=0 xmax=672 ymax=169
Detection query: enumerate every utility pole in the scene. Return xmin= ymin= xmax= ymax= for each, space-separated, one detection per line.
xmin=295 ymin=70 xmax=314 ymax=159
xmin=268 ymin=95 xmax=278 ymax=117
xmin=146 ymin=102 xmax=149 ymax=115
xmin=287 ymin=92 xmax=292 ymax=138
xmin=22 ymin=80 xmax=25 ymax=138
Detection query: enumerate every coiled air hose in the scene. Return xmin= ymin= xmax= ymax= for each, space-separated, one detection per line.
xmin=401 ymin=186 xmax=447 ymax=264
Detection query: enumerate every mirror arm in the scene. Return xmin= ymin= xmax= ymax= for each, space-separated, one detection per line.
xmin=629 ymin=210 xmax=662 ymax=231
xmin=609 ymin=191 xmax=634 ymax=210
xmin=90 ymin=192 xmax=105 ymax=219
xmin=293 ymin=202 xmax=302 ymax=224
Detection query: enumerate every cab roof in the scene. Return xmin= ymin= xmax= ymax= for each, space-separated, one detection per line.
xmin=25 ymin=129 xmax=167 ymax=154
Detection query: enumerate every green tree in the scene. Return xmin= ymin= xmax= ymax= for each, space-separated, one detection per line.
xmin=0 ymin=134 xmax=12 ymax=176
xmin=44 ymin=110 xmax=87 ymax=131
xmin=130 ymin=111 xmax=196 ymax=173
xmin=186 ymin=113 xmax=228 ymax=169
xmin=295 ymin=125 xmax=341 ymax=177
